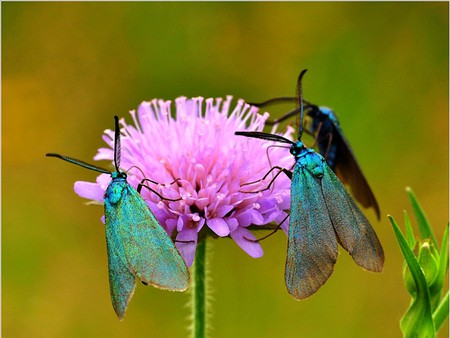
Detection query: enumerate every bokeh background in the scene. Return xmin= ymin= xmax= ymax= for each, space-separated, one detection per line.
xmin=3 ymin=3 xmax=448 ymax=338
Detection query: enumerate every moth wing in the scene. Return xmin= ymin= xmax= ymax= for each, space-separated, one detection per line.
xmin=117 ymin=184 xmax=189 ymax=291
xmin=105 ymin=211 xmax=136 ymax=320
xmin=333 ymin=130 xmax=381 ymax=219
xmin=322 ymin=164 xmax=384 ymax=272
xmin=285 ymin=164 xmax=338 ymax=300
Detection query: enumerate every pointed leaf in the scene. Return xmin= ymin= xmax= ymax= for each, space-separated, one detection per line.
xmin=437 ymin=223 xmax=449 ymax=282
xmin=430 ymin=223 xmax=449 ymax=310
xmin=432 ymin=291 xmax=449 ymax=332
xmin=406 ymin=187 xmax=437 ymax=247
xmin=404 ymin=211 xmax=416 ymax=249
xmin=389 ymin=215 xmax=435 ymax=338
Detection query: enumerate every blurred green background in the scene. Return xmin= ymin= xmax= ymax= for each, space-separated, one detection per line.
xmin=3 ymin=3 xmax=448 ymax=338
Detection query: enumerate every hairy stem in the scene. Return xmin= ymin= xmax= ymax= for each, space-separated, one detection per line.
xmin=191 ymin=239 xmax=207 ymax=338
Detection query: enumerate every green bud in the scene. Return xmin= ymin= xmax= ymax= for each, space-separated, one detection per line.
xmin=417 ymin=240 xmax=439 ymax=286
xmin=402 ymin=239 xmax=440 ymax=296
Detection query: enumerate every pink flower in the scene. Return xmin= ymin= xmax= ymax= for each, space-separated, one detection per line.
xmin=74 ymin=96 xmax=295 ymax=266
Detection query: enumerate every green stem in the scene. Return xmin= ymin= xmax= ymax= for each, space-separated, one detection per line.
xmin=433 ymin=291 xmax=449 ymax=332
xmin=192 ymin=238 xmax=207 ymax=338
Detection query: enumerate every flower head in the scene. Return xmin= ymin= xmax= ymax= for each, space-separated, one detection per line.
xmin=75 ymin=96 xmax=294 ymax=266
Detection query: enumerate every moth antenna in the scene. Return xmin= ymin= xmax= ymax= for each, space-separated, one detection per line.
xmin=46 ymin=153 xmax=111 ymax=174
xmin=296 ymin=69 xmax=308 ymax=140
xmin=113 ymin=116 xmax=122 ymax=172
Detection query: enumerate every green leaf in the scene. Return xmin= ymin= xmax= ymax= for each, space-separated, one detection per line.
xmin=433 ymin=291 xmax=449 ymax=332
xmin=406 ymin=187 xmax=437 ymax=247
xmin=403 ymin=211 xmax=416 ymax=249
xmin=437 ymin=224 xmax=449 ymax=282
xmin=429 ymin=224 xmax=449 ymax=310
xmin=389 ymin=215 xmax=435 ymax=338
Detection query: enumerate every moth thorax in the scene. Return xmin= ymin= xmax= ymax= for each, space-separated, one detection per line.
xmin=290 ymin=141 xmax=305 ymax=158
xmin=298 ymin=151 xmax=325 ymax=178
xmin=106 ymin=181 xmax=126 ymax=204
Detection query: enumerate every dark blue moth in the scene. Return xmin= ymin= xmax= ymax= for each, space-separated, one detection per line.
xmin=236 ymin=70 xmax=384 ymax=299
xmin=47 ymin=116 xmax=189 ymax=319
xmin=248 ymin=96 xmax=380 ymax=219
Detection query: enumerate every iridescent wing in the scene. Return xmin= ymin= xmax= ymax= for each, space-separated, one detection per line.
xmin=117 ymin=183 xmax=189 ymax=291
xmin=332 ymin=128 xmax=381 ymax=219
xmin=105 ymin=208 xmax=136 ymax=320
xmin=308 ymin=106 xmax=380 ymax=220
xmin=321 ymin=164 xmax=384 ymax=272
xmin=285 ymin=156 xmax=338 ymax=300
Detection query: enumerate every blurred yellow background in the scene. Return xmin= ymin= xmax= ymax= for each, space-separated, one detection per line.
xmin=3 ymin=3 xmax=448 ymax=338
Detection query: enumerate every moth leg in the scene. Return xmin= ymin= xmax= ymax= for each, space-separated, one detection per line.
xmin=244 ymin=213 xmax=289 ymax=242
xmin=239 ymin=166 xmax=292 ymax=194
xmin=265 ymin=108 xmax=298 ymax=125
xmin=324 ymin=132 xmax=334 ymax=160
xmin=311 ymin=121 xmax=323 ymax=148
xmin=137 ymin=177 xmax=181 ymax=195
xmin=137 ymin=182 xmax=182 ymax=202
xmin=127 ymin=166 xmax=182 ymax=189
xmin=241 ymin=165 xmax=287 ymax=187
xmin=126 ymin=165 xmax=146 ymax=180
xmin=302 ymin=126 xmax=315 ymax=138
xmin=138 ymin=177 xmax=181 ymax=188
xmin=248 ymin=96 xmax=297 ymax=108
xmin=174 ymin=239 xmax=195 ymax=244
xmin=264 ymin=144 xmax=291 ymax=174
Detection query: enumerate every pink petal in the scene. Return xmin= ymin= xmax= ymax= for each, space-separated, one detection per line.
xmin=226 ymin=218 xmax=239 ymax=232
xmin=94 ymin=148 xmax=113 ymax=161
xmin=74 ymin=181 xmax=104 ymax=201
xmin=207 ymin=218 xmax=230 ymax=236
xmin=277 ymin=192 xmax=290 ymax=210
xmin=175 ymin=229 xmax=198 ymax=267
xmin=176 ymin=216 xmax=184 ymax=232
xmin=195 ymin=197 xmax=210 ymax=211
xmin=235 ymin=211 xmax=253 ymax=227
xmin=215 ymin=205 xmax=234 ymax=217
xmin=264 ymin=210 xmax=282 ymax=224
xmin=230 ymin=227 xmax=263 ymax=258
xmin=257 ymin=198 xmax=277 ymax=210
xmin=250 ymin=210 xmax=265 ymax=225
xmin=165 ymin=219 xmax=178 ymax=235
